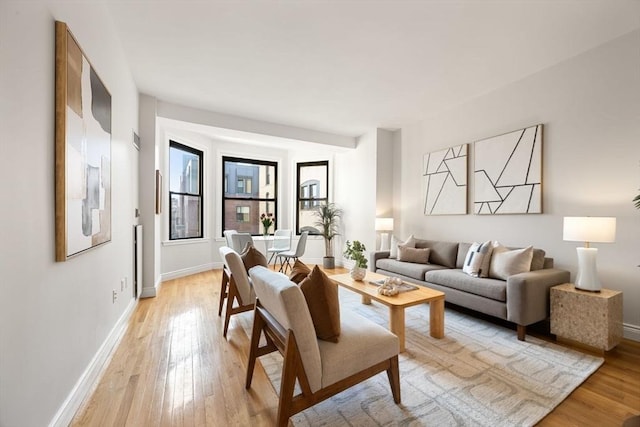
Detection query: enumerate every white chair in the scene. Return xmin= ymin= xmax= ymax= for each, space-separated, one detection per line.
xmin=276 ymin=231 xmax=308 ymax=273
xmin=231 ymin=233 xmax=254 ymax=253
xmin=219 ymin=246 xmax=256 ymax=338
xmin=267 ymin=229 xmax=292 ymax=266
xmin=223 ymin=229 xmax=238 ymax=247
xmin=246 ymin=266 xmax=400 ymax=427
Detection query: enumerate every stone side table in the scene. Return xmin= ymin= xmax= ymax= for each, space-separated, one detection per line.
xmin=550 ymin=283 xmax=623 ymax=352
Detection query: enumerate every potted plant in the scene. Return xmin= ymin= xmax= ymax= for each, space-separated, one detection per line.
xmin=344 ymin=240 xmax=367 ymax=281
xmin=312 ymin=203 xmax=343 ymax=269
xmin=634 ymin=193 xmax=640 ymax=210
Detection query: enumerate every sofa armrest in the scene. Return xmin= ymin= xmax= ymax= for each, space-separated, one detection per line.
xmin=506 ymin=268 xmax=570 ymax=326
xmin=369 ymin=251 xmax=391 ymax=271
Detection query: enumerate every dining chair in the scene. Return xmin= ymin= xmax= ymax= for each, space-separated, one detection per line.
xmin=231 ymin=233 xmax=254 ymax=253
xmin=277 ymin=231 xmax=308 ymax=274
xmin=219 ymin=246 xmax=256 ymax=338
xmin=267 ymin=229 xmax=292 ymax=266
xmin=223 ymin=229 xmax=238 ymax=247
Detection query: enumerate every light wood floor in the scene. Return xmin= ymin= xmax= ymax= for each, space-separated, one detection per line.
xmin=72 ymin=268 xmax=640 ymax=426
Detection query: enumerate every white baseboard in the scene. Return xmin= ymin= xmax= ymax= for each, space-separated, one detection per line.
xmin=623 ymin=322 xmax=640 ymax=342
xmin=49 ymin=298 xmax=138 ymax=427
xmin=161 ymin=262 xmax=219 ymax=282
xmin=140 ymin=275 xmax=163 ymax=298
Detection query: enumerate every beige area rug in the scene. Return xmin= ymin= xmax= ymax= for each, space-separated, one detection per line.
xmin=236 ymin=287 xmax=603 ymax=426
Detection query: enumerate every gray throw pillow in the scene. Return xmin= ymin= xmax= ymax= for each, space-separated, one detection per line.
xmin=397 ymin=246 xmax=430 ymax=264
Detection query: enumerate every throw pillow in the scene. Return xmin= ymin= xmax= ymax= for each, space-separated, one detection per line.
xmin=397 ymin=246 xmax=431 ymax=264
xmin=299 ymin=266 xmax=341 ymax=342
xmin=240 ymin=245 xmax=268 ymax=274
xmin=462 ymin=241 xmax=494 ymax=277
xmin=489 ymin=243 xmax=533 ymax=280
xmin=391 ymin=234 xmax=416 ymax=258
xmin=289 ymin=259 xmax=311 ymax=284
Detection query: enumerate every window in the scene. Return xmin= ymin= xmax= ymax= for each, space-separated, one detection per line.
xmin=222 ymin=156 xmax=277 ymax=235
xmin=236 ymin=206 xmax=250 ymax=222
xmin=296 ymin=161 xmax=328 ymax=235
xmin=169 ymin=141 xmax=203 ymax=240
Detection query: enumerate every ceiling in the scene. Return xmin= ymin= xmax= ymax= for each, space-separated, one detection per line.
xmin=106 ymin=1 xmax=640 ymax=138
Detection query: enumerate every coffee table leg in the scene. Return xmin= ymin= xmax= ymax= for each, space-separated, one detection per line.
xmin=361 ymin=295 xmax=372 ymax=305
xmin=389 ymin=306 xmax=405 ymax=352
xmin=430 ymin=297 xmax=445 ymax=338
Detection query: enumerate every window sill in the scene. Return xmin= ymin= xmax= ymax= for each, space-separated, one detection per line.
xmin=162 ymin=238 xmax=210 ymax=246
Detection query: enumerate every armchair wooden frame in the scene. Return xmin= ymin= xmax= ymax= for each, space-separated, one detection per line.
xmin=222 ymin=273 xmax=254 ymax=338
xmin=217 ymin=265 xmax=230 ymax=317
xmin=246 ymin=298 xmax=401 ymax=427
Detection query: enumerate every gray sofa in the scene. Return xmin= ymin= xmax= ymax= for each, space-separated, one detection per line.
xmin=370 ymin=239 xmax=570 ymax=340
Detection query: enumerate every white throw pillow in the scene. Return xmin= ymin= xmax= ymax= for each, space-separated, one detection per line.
xmin=390 ymin=234 xmax=415 ymax=258
xmin=462 ymin=241 xmax=493 ymax=277
xmin=489 ymin=243 xmax=533 ymax=280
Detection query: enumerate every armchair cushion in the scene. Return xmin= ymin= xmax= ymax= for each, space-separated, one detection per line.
xmin=299 ymin=266 xmax=341 ymax=342
xmin=241 ymin=245 xmax=268 ymax=273
xmin=318 ymin=310 xmax=399 ymax=388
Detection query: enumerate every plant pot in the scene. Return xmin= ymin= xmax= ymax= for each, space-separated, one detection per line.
xmin=350 ymin=266 xmax=366 ymax=281
xmin=323 ymin=256 xmax=335 ymax=269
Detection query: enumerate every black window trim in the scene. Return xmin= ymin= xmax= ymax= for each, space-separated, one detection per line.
xmin=222 ymin=155 xmax=278 ymax=237
xmin=169 ymin=140 xmax=204 ymax=240
xmin=295 ymin=160 xmax=329 ymax=235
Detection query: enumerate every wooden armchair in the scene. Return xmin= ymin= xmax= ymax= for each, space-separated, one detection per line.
xmin=219 ymin=246 xmax=256 ymax=338
xmin=246 ymin=266 xmax=401 ymax=427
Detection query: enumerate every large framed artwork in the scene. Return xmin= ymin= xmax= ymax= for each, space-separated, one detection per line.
xmin=423 ymin=144 xmax=467 ymax=215
xmin=55 ymin=21 xmax=112 ymax=261
xmin=474 ymin=124 xmax=542 ymax=215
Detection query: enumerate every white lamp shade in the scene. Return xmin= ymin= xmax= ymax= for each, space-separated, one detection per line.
xmin=375 ymin=217 xmax=394 ymax=231
xmin=563 ymin=217 xmax=616 ymax=244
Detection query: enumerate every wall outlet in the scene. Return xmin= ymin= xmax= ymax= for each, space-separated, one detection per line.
xmin=112 ymin=290 xmax=118 ymax=303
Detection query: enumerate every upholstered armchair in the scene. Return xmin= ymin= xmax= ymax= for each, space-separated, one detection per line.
xmin=246 ymin=266 xmax=401 ymax=427
xmin=219 ymin=246 xmax=256 ymax=338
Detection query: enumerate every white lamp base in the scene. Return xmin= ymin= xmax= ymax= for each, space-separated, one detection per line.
xmin=379 ymin=232 xmax=390 ymax=251
xmin=575 ymin=247 xmax=601 ymax=292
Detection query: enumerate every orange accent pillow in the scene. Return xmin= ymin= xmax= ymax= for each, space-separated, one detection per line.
xmin=289 ymin=259 xmax=311 ymax=284
xmin=299 ymin=266 xmax=341 ymax=342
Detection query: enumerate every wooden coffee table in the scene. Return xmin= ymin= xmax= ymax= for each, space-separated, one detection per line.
xmin=331 ymin=271 xmax=445 ymax=352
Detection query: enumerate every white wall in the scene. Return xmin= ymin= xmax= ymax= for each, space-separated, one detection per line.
xmin=0 ymin=2 xmax=139 ymax=426
xmin=399 ymin=30 xmax=640 ymax=340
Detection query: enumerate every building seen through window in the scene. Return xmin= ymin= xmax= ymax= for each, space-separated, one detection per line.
xmin=296 ymin=161 xmax=328 ymax=235
xmin=169 ymin=141 xmax=203 ymax=240
xmin=222 ymin=156 xmax=277 ymax=235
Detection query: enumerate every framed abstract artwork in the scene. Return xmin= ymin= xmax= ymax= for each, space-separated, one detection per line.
xmin=423 ymin=144 xmax=468 ymax=215
xmin=473 ymin=124 xmax=542 ymax=215
xmin=55 ymin=21 xmax=112 ymax=261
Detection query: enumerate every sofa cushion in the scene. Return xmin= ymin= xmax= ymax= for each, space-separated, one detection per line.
xmin=376 ymin=258 xmax=447 ymax=280
xmin=299 ymin=266 xmax=341 ymax=342
xmin=530 ymin=248 xmax=547 ymax=271
xmin=397 ymin=246 xmax=430 ymax=264
xmin=425 ymin=269 xmax=507 ymax=302
xmin=415 ymin=239 xmax=459 ymax=268
xmin=456 ymin=242 xmax=472 ymax=269
xmin=462 ymin=241 xmax=493 ymax=278
xmin=391 ymin=235 xmax=415 ymax=259
xmin=489 ymin=244 xmax=533 ymax=280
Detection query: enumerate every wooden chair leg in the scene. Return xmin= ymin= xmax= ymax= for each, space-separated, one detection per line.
xmin=277 ymin=331 xmax=300 ymax=427
xmin=386 ymin=355 xmax=401 ymax=404
xmin=218 ymin=269 xmax=229 ymax=316
xmin=246 ymin=307 xmax=265 ymax=389
xmin=223 ymin=279 xmax=239 ymax=338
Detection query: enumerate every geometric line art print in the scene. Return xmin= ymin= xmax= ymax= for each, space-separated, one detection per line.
xmin=474 ymin=124 xmax=542 ymax=214
xmin=423 ymin=144 xmax=467 ymax=215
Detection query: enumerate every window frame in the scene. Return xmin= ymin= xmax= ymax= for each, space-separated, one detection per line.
xmin=221 ymin=156 xmax=278 ymax=236
xmin=295 ymin=160 xmax=329 ymax=235
xmin=169 ymin=140 xmax=204 ymax=240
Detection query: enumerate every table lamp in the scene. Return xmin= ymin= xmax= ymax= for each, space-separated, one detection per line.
xmin=563 ymin=216 xmax=616 ymax=292
xmin=375 ymin=218 xmax=394 ymax=251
